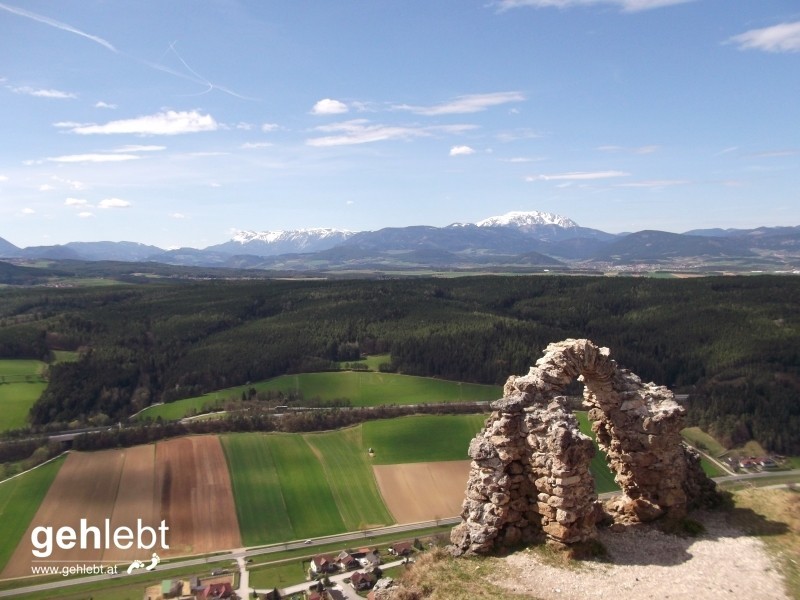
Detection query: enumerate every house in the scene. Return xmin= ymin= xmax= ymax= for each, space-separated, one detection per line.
xmin=357 ymin=551 xmax=380 ymax=568
xmin=350 ymin=571 xmax=377 ymax=591
xmin=389 ymin=542 xmax=413 ymax=556
xmin=336 ymin=550 xmax=358 ymax=571
xmin=196 ymin=581 xmax=233 ymax=599
xmin=310 ymin=554 xmax=337 ymax=574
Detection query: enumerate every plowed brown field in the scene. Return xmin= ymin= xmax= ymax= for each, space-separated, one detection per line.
xmin=2 ymin=436 xmax=241 ymax=578
xmin=373 ymin=460 xmax=470 ymax=524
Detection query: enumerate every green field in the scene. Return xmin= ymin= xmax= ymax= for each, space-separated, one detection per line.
xmin=139 ymin=371 xmax=502 ymax=421
xmin=362 ymin=414 xmax=488 ymax=465
xmin=304 ymin=427 xmax=394 ymax=530
xmin=0 ymin=456 xmax=65 ymax=573
xmin=0 ymin=359 xmax=47 ymax=432
xmin=574 ymin=412 xmax=619 ymax=494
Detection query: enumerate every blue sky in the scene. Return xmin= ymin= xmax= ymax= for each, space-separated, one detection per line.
xmin=1 ymin=0 xmax=798 ymax=249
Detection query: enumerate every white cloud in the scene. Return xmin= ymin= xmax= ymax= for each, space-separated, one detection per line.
xmin=48 ymin=153 xmax=141 ymax=163
xmin=311 ymin=99 xmax=349 ymax=115
xmin=52 ymin=176 xmax=87 ymax=190
xmin=526 ymin=170 xmax=630 ymax=181
xmin=307 ymin=120 xmax=476 ymax=147
xmin=729 ymin=21 xmax=800 ymax=53
xmin=98 ymin=198 xmax=130 ymax=209
xmin=0 ymin=2 xmax=117 ymax=51
xmin=241 ymin=142 xmax=272 ymax=149
xmin=170 ymin=212 xmax=186 ymax=219
xmin=261 ymin=123 xmax=279 ymax=132
xmin=0 ymin=175 xmax=8 ymax=182
xmin=450 ymin=145 xmax=476 ymax=156
xmin=78 ymin=211 xmax=94 ymax=218
xmin=598 ymin=144 xmax=659 ymax=154
xmin=235 ymin=122 xmax=253 ymax=130
xmin=113 ymin=145 xmax=165 ymax=152
xmin=21 ymin=207 xmax=35 ymax=214
xmin=9 ymin=85 xmax=77 ymax=99
xmin=38 ymin=184 xmax=55 ymax=191
xmin=494 ymin=0 xmax=694 ymax=12
xmin=94 ymin=101 xmax=117 ymax=109
xmin=396 ymin=91 xmax=525 ymax=116
xmin=65 ymin=197 xmax=90 ymax=207
xmin=60 ymin=110 xmax=218 ymax=135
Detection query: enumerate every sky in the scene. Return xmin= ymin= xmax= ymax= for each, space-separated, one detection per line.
xmin=0 ymin=0 xmax=798 ymax=249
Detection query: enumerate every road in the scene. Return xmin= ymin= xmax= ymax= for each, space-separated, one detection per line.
xmin=1 ymin=471 xmax=798 ymax=598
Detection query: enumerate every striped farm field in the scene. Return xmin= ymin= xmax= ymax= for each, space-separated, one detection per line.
xmin=138 ymin=371 xmax=502 ymax=421
xmin=304 ymin=427 xmax=394 ymax=531
xmin=0 ymin=456 xmax=65 ymax=574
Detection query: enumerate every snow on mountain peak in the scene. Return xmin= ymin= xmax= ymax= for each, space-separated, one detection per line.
xmin=231 ymin=228 xmax=353 ymax=245
xmin=475 ymin=210 xmax=578 ymax=229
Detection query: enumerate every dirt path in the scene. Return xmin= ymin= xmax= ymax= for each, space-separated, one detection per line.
xmin=497 ymin=510 xmax=790 ymax=600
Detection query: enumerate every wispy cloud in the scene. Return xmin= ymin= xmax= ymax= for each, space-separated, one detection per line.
xmin=261 ymin=123 xmax=279 ymax=132
xmin=99 ymin=198 xmax=130 ymax=209
xmin=78 ymin=211 xmax=94 ymax=218
xmin=21 ymin=207 xmax=35 ymax=214
xmin=8 ymin=85 xmax=76 ymax=99
xmin=170 ymin=212 xmax=186 ymax=219
xmin=494 ymin=0 xmax=694 ymax=12
xmin=598 ymin=144 xmax=659 ymax=154
xmin=396 ymin=92 xmax=525 ymax=116
xmin=307 ymin=120 xmax=476 ymax=147
xmin=65 ymin=198 xmax=90 ymax=207
xmin=616 ymin=179 xmax=688 ymax=188
xmin=241 ymin=142 xmax=272 ymax=149
xmin=0 ymin=1 xmax=117 ymax=51
xmin=450 ymin=145 xmax=476 ymax=156
xmin=113 ymin=145 xmax=166 ymax=153
xmin=0 ymin=175 xmax=8 ymax=182
xmin=311 ymin=99 xmax=349 ymax=115
xmin=728 ymin=21 xmax=800 ymax=53
xmin=526 ymin=170 xmax=630 ymax=181
xmin=94 ymin=101 xmax=117 ymax=109
xmin=38 ymin=184 xmax=55 ymax=191
xmin=48 ymin=153 xmax=141 ymax=163
xmin=57 ymin=110 xmax=218 ymax=136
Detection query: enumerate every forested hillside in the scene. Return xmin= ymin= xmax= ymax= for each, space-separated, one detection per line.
xmin=0 ymin=275 xmax=797 ymax=453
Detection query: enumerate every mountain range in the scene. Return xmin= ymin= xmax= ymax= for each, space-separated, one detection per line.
xmin=2 ymin=211 xmax=799 ymax=273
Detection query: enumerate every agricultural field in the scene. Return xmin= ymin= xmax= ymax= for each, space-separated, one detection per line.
xmin=222 ymin=430 xmax=394 ymax=547
xmin=0 ymin=456 xmax=65 ymax=574
xmin=1 ymin=436 xmax=240 ymax=579
xmin=362 ymin=414 xmax=489 ymax=465
xmin=138 ymin=371 xmax=502 ymax=421
xmin=0 ymin=359 xmax=47 ymax=432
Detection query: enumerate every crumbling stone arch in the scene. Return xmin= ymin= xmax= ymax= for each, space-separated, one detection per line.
xmin=450 ymin=338 xmax=716 ymax=556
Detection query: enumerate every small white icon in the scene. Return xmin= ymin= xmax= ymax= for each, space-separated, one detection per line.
xmin=127 ymin=553 xmax=160 ymax=575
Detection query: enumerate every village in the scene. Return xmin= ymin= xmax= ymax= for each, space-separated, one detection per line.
xmin=144 ymin=541 xmax=418 ymax=600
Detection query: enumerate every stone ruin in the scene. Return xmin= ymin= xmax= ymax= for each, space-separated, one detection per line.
xmin=450 ymin=338 xmax=718 ymax=556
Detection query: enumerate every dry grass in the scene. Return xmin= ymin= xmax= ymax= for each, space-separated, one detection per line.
xmin=390 ymin=547 xmax=535 ymax=600
xmin=729 ymin=487 xmax=800 ymax=598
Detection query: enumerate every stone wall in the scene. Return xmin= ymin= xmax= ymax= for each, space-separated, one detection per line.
xmin=450 ymin=338 xmax=717 ymax=556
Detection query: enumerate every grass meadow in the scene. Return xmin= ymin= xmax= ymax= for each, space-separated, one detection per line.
xmin=0 ymin=359 xmax=47 ymax=432
xmin=139 ymin=371 xmax=502 ymax=421
xmin=362 ymin=414 xmax=487 ymax=465
xmin=0 ymin=456 xmax=65 ymax=573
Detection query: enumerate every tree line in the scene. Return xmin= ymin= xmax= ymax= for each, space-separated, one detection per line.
xmin=0 ymin=275 xmax=797 ymax=453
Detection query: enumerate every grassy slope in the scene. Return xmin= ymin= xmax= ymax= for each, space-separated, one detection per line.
xmin=138 ymin=371 xmax=502 ymax=421
xmin=574 ymin=412 xmax=619 ymax=494
xmin=0 ymin=359 xmax=47 ymax=432
xmin=362 ymin=414 xmax=488 ymax=465
xmin=0 ymin=456 xmax=65 ymax=573
xmin=304 ymin=427 xmax=394 ymax=531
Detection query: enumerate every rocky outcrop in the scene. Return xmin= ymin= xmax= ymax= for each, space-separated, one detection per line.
xmin=450 ymin=338 xmax=717 ymax=556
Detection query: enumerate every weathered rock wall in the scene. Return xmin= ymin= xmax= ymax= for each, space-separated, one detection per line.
xmin=450 ymin=338 xmax=717 ymax=556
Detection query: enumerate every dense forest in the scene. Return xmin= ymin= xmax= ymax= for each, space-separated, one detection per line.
xmin=0 ymin=275 xmax=797 ymax=453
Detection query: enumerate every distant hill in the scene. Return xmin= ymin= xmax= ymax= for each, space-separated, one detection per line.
xmin=0 ymin=237 xmax=21 ymax=258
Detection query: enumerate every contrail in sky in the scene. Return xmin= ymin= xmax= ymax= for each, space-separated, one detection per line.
xmin=0 ymin=2 xmax=255 ymax=100
xmin=0 ymin=2 xmax=117 ymax=52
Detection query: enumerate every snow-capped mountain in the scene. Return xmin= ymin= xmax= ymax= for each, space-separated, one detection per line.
xmin=207 ymin=228 xmax=355 ymax=257
xmin=474 ymin=210 xmax=579 ymax=229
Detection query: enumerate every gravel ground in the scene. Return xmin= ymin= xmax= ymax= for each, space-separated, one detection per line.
xmin=496 ymin=511 xmax=789 ymax=600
